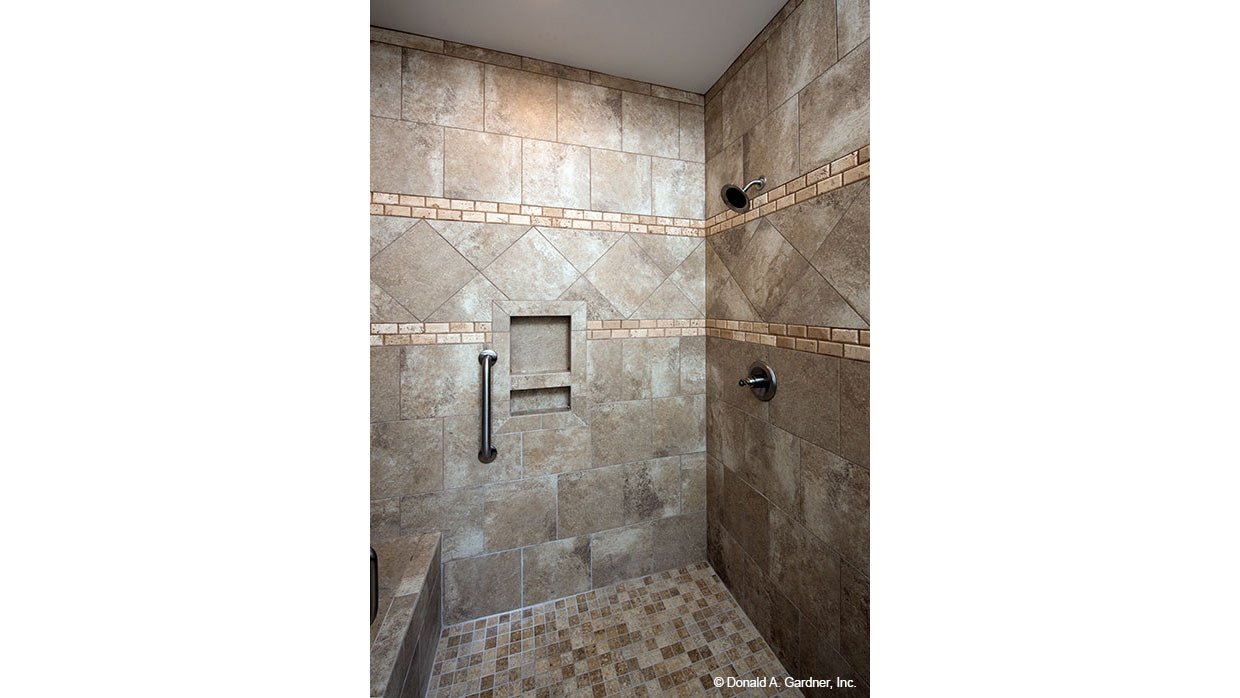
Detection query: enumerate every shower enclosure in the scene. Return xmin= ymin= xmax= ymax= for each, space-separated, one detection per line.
xmin=371 ymin=0 xmax=868 ymax=694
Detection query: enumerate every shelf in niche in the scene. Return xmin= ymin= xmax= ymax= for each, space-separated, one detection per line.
xmin=510 ymin=386 xmax=570 ymax=416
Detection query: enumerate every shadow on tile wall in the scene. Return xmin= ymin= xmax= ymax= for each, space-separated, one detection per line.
xmin=703 ymin=0 xmax=870 ymax=694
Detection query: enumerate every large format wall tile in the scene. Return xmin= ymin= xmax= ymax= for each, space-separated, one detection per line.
xmin=705 ymin=138 xmax=743 ymax=218
xmin=484 ymin=65 xmax=557 ymax=140
xmin=590 ymin=399 xmax=653 ymax=466
xmin=800 ymin=441 xmax=869 ymax=572
xmin=482 ymin=228 xmax=579 ymax=300
xmin=370 ymin=42 xmax=401 ymax=118
xmin=522 ymin=139 xmax=591 ymax=209
xmin=765 ymin=179 xmax=864 ymax=259
xmin=557 ymin=465 xmax=625 ymax=537
xmin=522 ymin=426 xmax=591 ymax=476
xmin=809 ymin=181 xmax=869 ymax=322
xmin=651 ymin=157 xmax=705 ymax=218
xmin=401 ymin=487 xmax=484 ymax=561
xmin=725 ymin=219 xmax=810 ymax=318
xmin=521 ymin=536 xmax=592 ymax=605
xmin=651 ymin=511 xmax=706 ymax=570
xmin=371 ymin=282 xmax=416 ymax=323
xmin=651 ymin=394 xmax=706 ymax=457
xmin=444 ymin=414 xmax=519 ymax=488
xmin=590 ymin=150 xmax=652 ymax=214
xmin=370 ymin=215 xmax=415 ymax=258
xmin=537 ymin=227 xmax=621 ymax=274
xmin=443 ymin=550 xmax=520 ymax=624
xmin=679 ymin=103 xmax=705 ymax=162
xmin=401 ymin=50 xmax=484 ymax=130
xmin=443 ymin=128 xmax=521 ymax=203
xmin=766 ymin=346 xmax=841 ymax=453
xmin=591 ymin=522 xmax=654 ymax=586
xmin=670 ymin=242 xmax=706 ymax=315
xmin=839 ymin=359 xmax=869 ymax=467
xmin=557 ymin=79 xmax=622 ymax=150
xmin=720 ymin=47 xmax=767 ymax=146
xmin=623 ymin=456 xmax=681 ymax=523
xmin=622 ymin=92 xmax=680 ymax=159
xmin=837 ymin=0 xmax=870 ymax=56
xmin=370 ymin=220 xmax=474 ymax=320
xmin=799 ymin=39 xmax=869 ymax=171
xmin=586 ymin=336 xmax=680 ymax=402
xmin=483 ymin=477 xmax=557 ymax=551
xmin=370 ymin=117 xmax=442 ymax=195
xmin=427 ymin=220 xmax=529 ymax=269
xmin=766 ymin=0 xmax=838 ymax=107
xmin=371 ymin=418 xmax=443 ymax=499
xmin=425 ymin=273 xmax=509 ymax=322
xmin=399 ymin=342 xmax=484 ymax=419
xmin=582 ymin=236 xmax=663 ymax=317
xmin=743 ymin=96 xmax=799 ymax=193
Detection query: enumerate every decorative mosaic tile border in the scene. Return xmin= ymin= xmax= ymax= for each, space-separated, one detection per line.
xmin=705 ymin=145 xmax=870 ymax=237
xmin=585 ymin=319 xmax=706 ymax=339
xmin=372 ymin=26 xmax=704 ymax=107
xmin=369 ymin=194 xmax=706 ymax=237
xmin=706 ymin=318 xmax=870 ymax=362
xmin=370 ymin=320 xmax=705 ymax=345
xmin=370 ymin=321 xmax=492 ymax=346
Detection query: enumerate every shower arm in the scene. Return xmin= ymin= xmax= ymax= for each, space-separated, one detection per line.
xmin=741 ymin=177 xmax=766 ymax=193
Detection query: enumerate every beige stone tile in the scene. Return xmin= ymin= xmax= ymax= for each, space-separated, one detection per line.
xmin=557 ymin=79 xmax=622 ymax=150
xmin=370 ymin=27 xmax=441 ymax=52
xmin=370 ymin=215 xmax=415 ymax=258
xmin=678 ymin=102 xmax=705 ymax=162
xmin=590 ymin=149 xmax=651 ymax=215
xmin=631 ymin=278 xmax=699 ymax=320
xmin=443 ymin=128 xmax=522 ymax=204
xmin=799 ymin=39 xmax=869 ymax=171
xmin=621 ymin=92 xmax=680 ymax=158
xmin=631 ymin=233 xmax=700 ymax=276
xmin=370 ymin=117 xmax=442 ymax=195
xmin=704 ymin=138 xmax=743 ymax=218
xmin=425 ymin=219 xmax=528 ymax=269
xmin=668 ymin=242 xmax=705 ymax=316
xmin=482 ymin=228 xmax=579 ymax=300
xmin=483 ymin=64 xmax=557 ymax=140
xmin=401 ymin=49 xmax=484 ymax=129
xmin=443 ymin=550 xmax=520 ymax=624
xmin=522 ymin=426 xmax=591 ymax=476
xmin=743 ymin=96 xmax=799 ymax=191
xmin=370 ymin=219 xmax=474 ymax=320
xmin=623 ymin=456 xmax=681 ymax=523
xmin=521 ymin=536 xmax=592 ymax=605
xmin=536 ymin=227 xmax=622 ymax=274
xmin=399 ymin=342 xmax=485 ymax=419
xmin=725 ymin=218 xmax=810 ymax=318
xmin=678 ymin=335 xmax=705 ymax=394
xmin=766 ymin=0 xmax=839 ymax=107
xmin=651 ymin=157 xmax=704 ymax=219
xmin=370 ymin=281 xmax=416 ymax=323
xmin=583 ymin=235 xmax=664 ymax=317
xmin=482 ymin=477 xmax=557 ymax=551
xmin=558 ymin=277 xmax=625 ymax=320
xmin=652 ymin=511 xmax=706 ymax=572
xmin=741 ymin=413 xmax=800 ymax=516
xmin=443 ymin=413 xmax=519 ymax=488
xmin=586 ymin=336 xmax=680 ymax=402
xmin=522 ymin=56 xmax=590 ymax=82
xmin=680 ymin=452 xmax=707 ymax=513
xmin=591 ymin=522 xmax=654 ymax=586
xmin=651 ymin=394 xmax=705 ymax=457
xmin=720 ymin=47 xmax=767 ymax=145
xmin=839 ymin=358 xmax=869 ymax=467
xmin=766 ymin=263 xmax=867 ymax=328
xmin=766 ymin=174 xmax=865 ymax=259
xmin=443 ymin=40 xmax=521 ymax=68
xmin=769 ymin=505 xmax=841 ymax=636
xmin=370 ymin=418 xmax=442 ymax=499
xmin=767 ymin=346 xmax=841 ymax=453
xmin=400 ymin=487 xmax=483 ymax=561
xmin=837 ymin=0 xmax=870 ymax=56
xmin=370 ymin=41 xmax=401 ymax=118
xmin=521 ymin=139 xmax=591 ymax=209
xmin=557 ymin=464 xmax=625 ymax=536
xmin=590 ymin=399 xmax=653 ymax=466
xmin=800 ymin=440 xmax=868 ymax=572
xmin=809 ymin=180 xmax=869 ymax=322
xmin=704 ymin=243 xmax=761 ymax=321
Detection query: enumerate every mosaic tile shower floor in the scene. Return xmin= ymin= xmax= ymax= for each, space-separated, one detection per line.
xmin=426 ymin=562 xmax=801 ymax=698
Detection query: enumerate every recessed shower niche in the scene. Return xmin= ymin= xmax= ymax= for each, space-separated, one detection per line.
xmin=491 ymin=301 xmax=587 ymax=421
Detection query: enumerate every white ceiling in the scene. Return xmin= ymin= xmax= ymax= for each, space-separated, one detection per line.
xmin=370 ymin=0 xmax=787 ymax=94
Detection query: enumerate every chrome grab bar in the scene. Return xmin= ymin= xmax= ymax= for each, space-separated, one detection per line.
xmin=478 ymin=350 xmax=498 ymax=463
xmin=370 ymin=547 xmax=378 ymax=624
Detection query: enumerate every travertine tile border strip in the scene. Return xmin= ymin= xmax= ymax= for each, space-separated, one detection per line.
xmin=369 ymin=194 xmax=706 ymax=238
xmin=370 ymin=319 xmax=705 ymax=345
xmin=705 ymin=318 xmax=870 ymax=363
xmin=705 ymin=145 xmax=870 ymax=237
xmin=372 ymin=26 xmax=704 ymax=106
xmin=585 ymin=318 xmax=706 ymax=339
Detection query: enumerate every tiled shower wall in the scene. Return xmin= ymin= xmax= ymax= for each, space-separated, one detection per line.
xmin=703 ymin=0 xmax=871 ymax=694
xmin=370 ymin=27 xmax=708 ymax=626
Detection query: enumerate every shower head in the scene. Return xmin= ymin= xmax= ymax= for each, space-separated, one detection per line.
xmin=720 ymin=177 xmax=766 ymax=213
